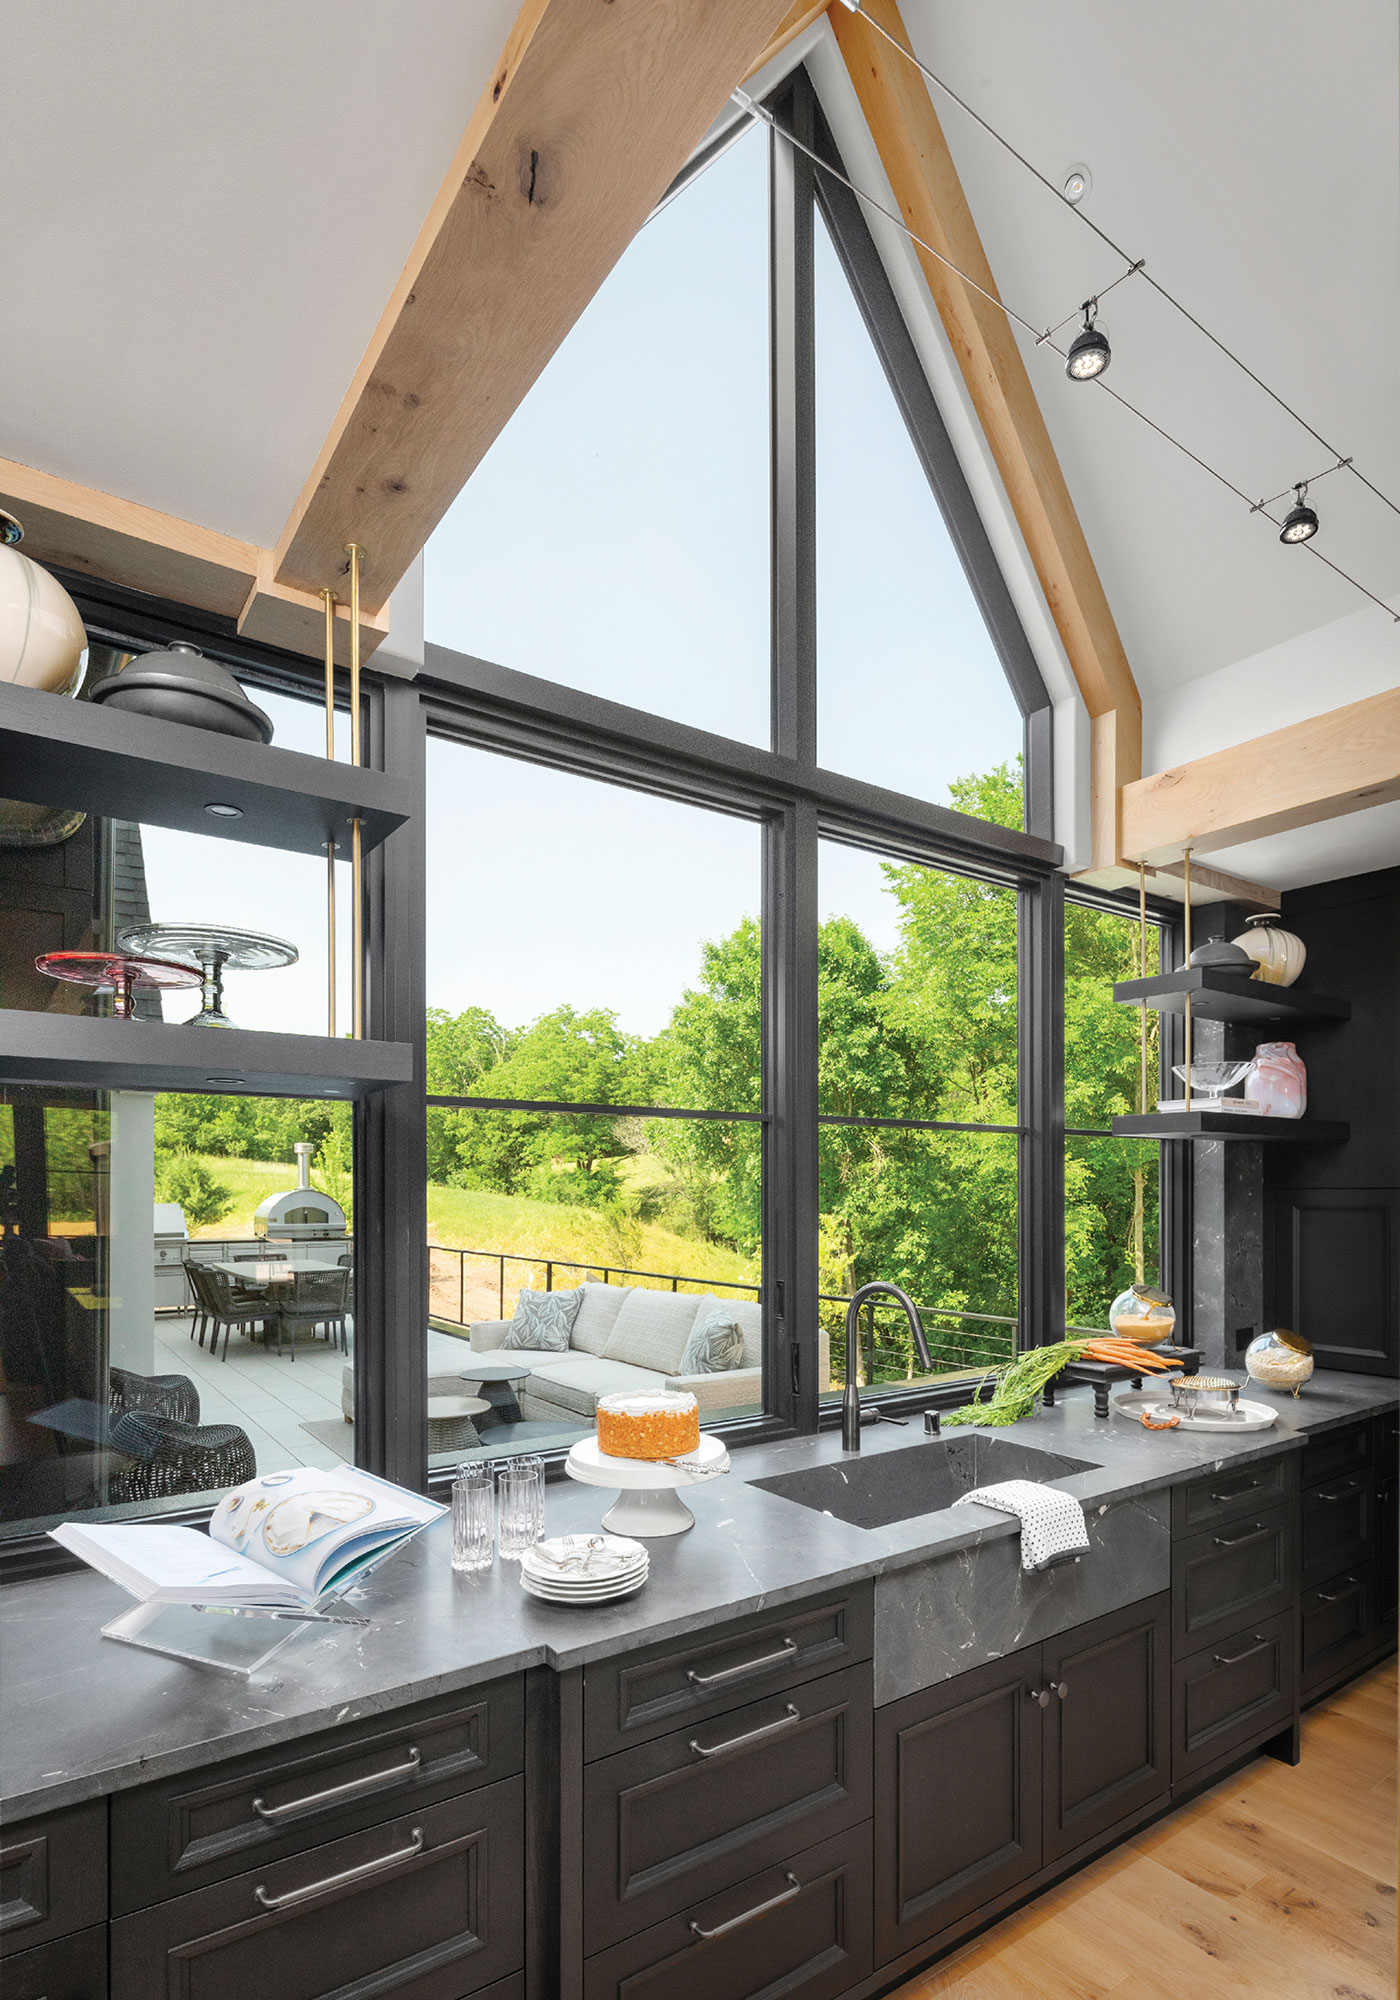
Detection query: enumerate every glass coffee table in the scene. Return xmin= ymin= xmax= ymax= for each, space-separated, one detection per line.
xmin=455 ymin=1359 xmax=531 ymax=1427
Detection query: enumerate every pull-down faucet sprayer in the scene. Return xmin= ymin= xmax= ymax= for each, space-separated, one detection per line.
xmin=841 ymin=1283 xmax=934 ymax=1452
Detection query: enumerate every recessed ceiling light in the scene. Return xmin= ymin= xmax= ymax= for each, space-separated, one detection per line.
xmin=205 ymin=802 xmax=243 ymax=819
xmin=205 ymin=1075 xmax=246 ymax=1087
xmin=1063 ymin=166 xmax=1092 ymax=205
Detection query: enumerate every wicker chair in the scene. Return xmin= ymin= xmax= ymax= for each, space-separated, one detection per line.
xmin=191 ymin=1264 xmax=271 ymax=1361
xmin=108 ymin=1365 xmax=200 ymax=1426
xmin=273 ymin=1266 xmax=351 ymax=1360
xmin=106 ymin=1410 xmax=256 ymax=1503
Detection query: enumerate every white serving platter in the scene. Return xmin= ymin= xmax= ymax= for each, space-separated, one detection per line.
xmin=1113 ymin=1391 xmax=1277 ymax=1432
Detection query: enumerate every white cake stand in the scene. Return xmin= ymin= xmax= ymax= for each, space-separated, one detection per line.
xmin=564 ymin=1434 xmax=729 ymax=1537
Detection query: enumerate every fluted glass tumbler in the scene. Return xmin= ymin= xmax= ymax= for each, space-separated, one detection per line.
xmin=496 ymin=1455 xmax=545 ymax=1560
xmin=452 ymin=1462 xmax=495 ymax=1572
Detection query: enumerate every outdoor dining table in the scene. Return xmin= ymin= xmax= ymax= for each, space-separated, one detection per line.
xmin=208 ymin=1259 xmax=345 ymax=1286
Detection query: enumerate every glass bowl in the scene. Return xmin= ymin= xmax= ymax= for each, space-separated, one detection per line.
xmin=1109 ymin=1284 xmax=1177 ymax=1346
xmin=1245 ymin=1329 xmax=1314 ymax=1397
xmin=1171 ymin=1060 xmax=1252 ymax=1105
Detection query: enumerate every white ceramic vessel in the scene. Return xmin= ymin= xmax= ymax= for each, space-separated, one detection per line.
xmin=0 ymin=540 xmax=87 ymax=693
xmin=1231 ymin=914 xmax=1306 ymax=987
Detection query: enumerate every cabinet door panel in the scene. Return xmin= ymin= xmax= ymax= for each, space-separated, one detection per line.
xmin=1 ymin=1922 xmax=108 ymax=2000
xmin=0 ymin=1799 xmax=106 ymax=1956
xmin=1172 ymin=1454 xmax=1295 ymax=1538
xmin=1302 ymin=1474 xmax=1373 ymax=1586
xmin=873 ymin=1650 xmax=1042 ymax=1965
xmin=1172 ymin=1609 xmax=1295 ymax=1783
xmin=582 ymin=1825 xmax=872 ymax=2000
xmin=1302 ymin=1569 xmax=1375 ymax=1697
xmin=1042 ymin=1595 xmax=1169 ymax=1864
xmin=583 ymin=1664 xmax=871 ymax=1954
xmin=1303 ymin=1421 xmax=1371 ymax=1489
xmin=1173 ymin=1506 xmax=1293 ymax=1656
xmin=111 ymin=1777 xmax=523 ymax=2000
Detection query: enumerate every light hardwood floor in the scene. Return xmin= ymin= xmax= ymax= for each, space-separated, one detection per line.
xmin=891 ymin=1659 xmax=1397 ymax=2000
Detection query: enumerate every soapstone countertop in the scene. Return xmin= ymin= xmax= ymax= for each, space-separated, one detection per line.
xmin=2 ymin=1370 xmax=1394 ymax=1820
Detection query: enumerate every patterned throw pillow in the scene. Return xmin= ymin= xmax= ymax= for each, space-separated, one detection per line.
xmin=503 ymin=1287 xmax=582 ymax=1352
xmin=679 ymin=1309 xmax=746 ymax=1375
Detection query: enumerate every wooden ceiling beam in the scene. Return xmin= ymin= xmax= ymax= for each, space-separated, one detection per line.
xmin=829 ymin=0 xmax=1141 ymax=869
xmin=746 ymin=0 xmax=832 ymax=80
xmin=1121 ymin=687 xmax=1400 ymax=865
xmin=271 ymin=0 xmax=800 ymax=616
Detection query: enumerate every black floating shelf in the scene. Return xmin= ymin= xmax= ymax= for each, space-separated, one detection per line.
xmin=1113 ymin=968 xmax=1350 ymax=1025
xmin=0 ymin=683 xmax=409 ymax=861
xmin=0 ymin=1011 xmax=413 ymax=1100
xmin=1112 ymin=1111 xmax=1348 ymax=1145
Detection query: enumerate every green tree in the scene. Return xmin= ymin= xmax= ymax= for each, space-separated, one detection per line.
xmin=155 ymin=1153 xmax=234 ymax=1229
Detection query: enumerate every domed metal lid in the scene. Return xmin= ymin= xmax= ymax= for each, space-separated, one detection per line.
xmin=88 ymin=643 xmax=273 ymax=742
xmin=1269 ymin=1328 xmax=1313 ymax=1355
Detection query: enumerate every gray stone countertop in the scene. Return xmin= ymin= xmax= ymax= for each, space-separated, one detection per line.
xmin=2 ymin=1369 xmax=1394 ymax=1819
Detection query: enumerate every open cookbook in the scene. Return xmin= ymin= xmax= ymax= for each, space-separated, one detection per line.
xmin=50 ymin=1466 xmax=445 ymax=1611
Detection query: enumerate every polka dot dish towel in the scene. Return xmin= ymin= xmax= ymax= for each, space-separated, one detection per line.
xmin=954 ymin=1479 xmax=1089 ymax=1572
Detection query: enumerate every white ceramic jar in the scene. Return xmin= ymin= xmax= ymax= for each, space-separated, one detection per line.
xmin=1231 ymin=914 xmax=1306 ymax=987
xmin=0 ymin=538 xmax=87 ymax=694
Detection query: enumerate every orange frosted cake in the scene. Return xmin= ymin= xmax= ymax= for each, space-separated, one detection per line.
xmin=596 ymin=1391 xmax=699 ymax=1462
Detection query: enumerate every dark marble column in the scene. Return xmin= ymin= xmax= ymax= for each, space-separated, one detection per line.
xmin=1187 ymin=953 xmax=1267 ymax=1370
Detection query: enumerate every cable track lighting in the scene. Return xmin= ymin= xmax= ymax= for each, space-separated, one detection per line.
xmin=1279 ymin=483 xmax=1319 ymax=544
xmin=1066 ymin=300 xmax=1111 ymax=381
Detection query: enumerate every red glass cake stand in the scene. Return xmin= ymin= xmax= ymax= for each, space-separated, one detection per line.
xmin=34 ymin=951 xmax=205 ymax=1020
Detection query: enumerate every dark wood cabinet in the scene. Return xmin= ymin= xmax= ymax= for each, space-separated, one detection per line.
xmin=1304 ymin=1421 xmax=1372 ymax=1489
xmin=873 ymin=1597 xmax=1169 ymax=1965
xmin=583 ymin=1662 xmax=872 ymax=1953
xmin=1041 ymin=1597 xmax=1171 ymax=1864
xmin=1376 ymin=1418 xmax=1399 ymax=1624
xmin=1172 ymin=1608 xmax=1296 ymax=1782
xmin=1302 ymin=1569 xmax=1375 ymax=1696
xmin=874 ymin=1649 xmax=1043 ymax=1963
xmin=582 ymin=1585 xmax=873 ymax=1761
xmin=1 ymin=1922 xmax=107 ymax=2000
xmin=0 ymin=1799 xmax=107 ymax=1958
xmin=111 ymin=1675 xmax=523 ymax=1915
xmin=1172 ymin=1505 xmax=1294 ymax=1654
xmin=582 ymin=1825 xmax=873 ymax=2000
xmin=1171 ymin=1454 xmax=1296 ymax=1538
xmin=111 ymin=1777 xmax=524 ymax=2000
xmin=1301 ymin=1472 xmax=1373 ymax=1586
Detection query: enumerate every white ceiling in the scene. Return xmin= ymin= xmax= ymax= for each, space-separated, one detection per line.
xmin=902 ymin=0 xmax=1400 ymax=700
xmin=0 ymin=0 xmax=519 ymax=545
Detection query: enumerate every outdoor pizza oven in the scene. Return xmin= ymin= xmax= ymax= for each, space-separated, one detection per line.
xmin=253 ymin=1142 xmax=347 ymax=1242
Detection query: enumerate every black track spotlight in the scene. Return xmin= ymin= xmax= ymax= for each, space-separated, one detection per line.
xmin=1279 ymin=483 xmax=1319 ymax=544
xmin=1065 ymin=300 xmax=1111 ymax=381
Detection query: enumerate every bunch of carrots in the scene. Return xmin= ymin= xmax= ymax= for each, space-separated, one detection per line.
xmin=942 ymin=1334 xmax=1177 ymax=1428
xmin=1076 ymin=1338 xmax=1175 ymax=1373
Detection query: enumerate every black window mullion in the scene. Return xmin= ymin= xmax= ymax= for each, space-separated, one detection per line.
xmin=1019 ymin=868 xmax=1065 ymax=1351
xmin=764 ymin=798 xmax=820 ymax=1431
xmin=770 ymin=72 xmax=816 ymax=769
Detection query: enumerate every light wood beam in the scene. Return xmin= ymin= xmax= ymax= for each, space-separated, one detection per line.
xmin=0 ymin=458 xmax=259 ymax=621
xmin=746 ymin=0 xmax=831 ymax=80
xmin=272 ymin=0 xmax=800 ymax=615
xmin=829 ymin=0 xmax=1141 ymax=868
xmin=1121 ymin=687 xmax=1400 ymax=865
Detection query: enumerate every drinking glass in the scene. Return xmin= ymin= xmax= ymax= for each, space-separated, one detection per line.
xmin=451 ymin=1462 xmax=495 ymax=1572
xmin=496 ymin=1455 xmax=545 ymax=1561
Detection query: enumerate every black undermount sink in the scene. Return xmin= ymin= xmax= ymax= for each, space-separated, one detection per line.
xmin=748 ymin=1435 xmax=1099 ymax=1531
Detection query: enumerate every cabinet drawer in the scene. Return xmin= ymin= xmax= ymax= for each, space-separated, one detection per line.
xmin=583 ymin=1585 xmax=872 ymax=1761
xmin=0 ymin=1799 xmax=106 ymax=1956
xmin=1303 ymin=1421 xmax=1370 ymax=1490
xmin=1 ymin=1923 xmax=107 ymax=1999
xmin=584 ymin=1661 xmax=872 ymax=1954
xmin=1173 ymin=1505 xmax=1294 ymax=1657
xmin=111 ymin=1774 xmax=523 ymax=2000
xmin=1172 ymin=1609 xmax=1295 ymax=1783
xmin=1302 ymin=1473 xmax=1373 ymax=1586
xmin=1302 ymin=1568 xmax=1374 ymax=1695
xmin=111 ymin=1673 xmax=523 ymax=1914
xmin=1172 ymin=1454 xmax=1294 ymax=1537
xmin=582 ymin=1824 xmax=872 ymax=2000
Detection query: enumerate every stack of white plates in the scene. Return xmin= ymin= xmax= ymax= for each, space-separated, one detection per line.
xmin=519 ymin=1533 xmax=649 ymax=1605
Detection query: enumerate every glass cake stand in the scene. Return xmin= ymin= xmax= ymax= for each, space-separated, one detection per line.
xmin=117 ymin=923 xmax=299 ymax=1028
xmin=34 ymin=950 xmax=204 ymax=1019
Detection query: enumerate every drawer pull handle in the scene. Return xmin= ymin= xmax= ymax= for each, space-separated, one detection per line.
xmin=252 ymin=1746 xmax=422 ymax=1822
xmin=1210 ymin=1478 xmax=1263 ymax=1501
xmin=1316 ymin=1584 xmax=1360 ymax=1603
xmin=1315 ymin=1486 xmax=1358 ymax=1502
xmin=687 ymin=1639 xmax=798 ymax=1689
xmin=690 ymin=1703 xmax=801 ymax=1759
xmin=1212 ymin=1527 xmax=1270 ymax=1549
xmin=254 ymin=1827 xmax=423 ymax=1910
xmin=690 ymin=1873 xmax=802 ymax=1939
xmin=1213 ymin=1637 xmax=1269 ymax=1666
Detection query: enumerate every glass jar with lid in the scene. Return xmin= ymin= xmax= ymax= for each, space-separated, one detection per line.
xmin=1244 ymin=1328 xmax=1314 ymax=1396
xmin=1109 ymin=1283 xmax=1177 ymax=1346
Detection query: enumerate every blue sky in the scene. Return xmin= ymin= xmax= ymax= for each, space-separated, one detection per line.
xmin=142 ymin=120 xmax=1021 ymax=1043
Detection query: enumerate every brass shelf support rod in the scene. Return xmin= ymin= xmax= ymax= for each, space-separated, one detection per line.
xmin=345 ymin=542 xmax=365 ymax=1041
xmin=322 ymin=588 xmax=338 ymax=1040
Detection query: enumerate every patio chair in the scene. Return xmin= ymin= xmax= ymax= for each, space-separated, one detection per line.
xmin=108 ymin=1365 xmax=200 ymax=1426
xmin=106 ymin=1409 xmax=255 ymax=1503
xmin=271 ymin=1265 xmax=351 ymax=1360
xmin=196 ymin=1264 xmax=271 ymax=1362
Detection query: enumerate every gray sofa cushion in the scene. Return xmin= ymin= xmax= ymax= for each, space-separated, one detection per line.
xmin=680 ymin=1308 xmax=746 ymax=1374
xmin=503 ymin=1287 xmax=582 ymax=1351
xmin=602 ymin=1288 xmax=702 ymax=1375
xmin=690 ymin=1294 xmax=762 ymax=1369
xmin=569 ymin=1282 xmax=631 ymax=1357
xmin=525 ymin=1355 xmax=662 ymax=1419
